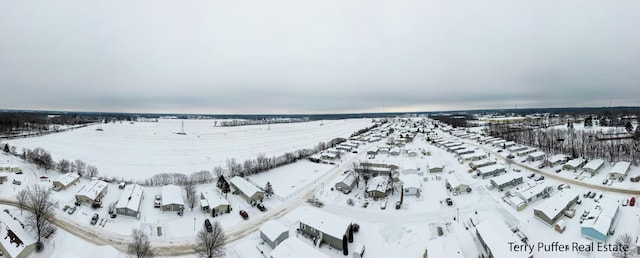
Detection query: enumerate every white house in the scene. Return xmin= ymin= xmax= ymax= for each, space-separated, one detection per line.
xmin=260 ymin=220 xmax=289 ymax=249
xmin=581 ymin=200 xmax=619 ymax=242
xmin=425 ymin=236 xmax=464 ymax=258
xmin=533 ymin=190 xmax=579 ymax=226
xmin=563 ymin=158 xmax=586 ymax=171
xmin=453 ymin=148 xmax=474 ymax=156
xmin=544 ymin=154 xmax=567 ymax=167
xmin=116 ymin=184 xmax=144 ymax=218
xmin=477 ymin=164 xmax=506 ymax=179
xmin=53 ymin=173 xmax=80 ymax=190
xmin=161 ymin=184 xmax=185 ymax=212
xmin=514 ymin=182 xmax=553 ymax=204
xmin=490 ymin=173 xmax=523 ymax=191
xmin=508 ymin=145 xmax=528 ymax=153
xmin=428 ymin=162 xmax=445 ymax=173
xmin=475 ymin=220 xmax=528 ymax=258
xmin=367 ymin=176 xmax=388 ymax=198
xmin=582 ymin=159 xmax=605 ymax=176
xmin=469 ymin=159 xmax=497 ymax=169
xmin=0 ymin=212 xmax=37 ymax=258
xmin=200 ymin=188 xmax=230 ymax=216
xmin=270 ymin=238 xmax=330 ymax=258
xmin=527 ymin=151 xmax=546 ymax=162
xmin=400 ymin=174 xmax=422 ymax=196
xmin=445 ymin=173 xmax=470 ymax=194
xmin=460 ymin=152 xmax=487 ymax=162
xmin=402 ymin=162 xmax=420 ymax=175
xmin=516 ymin=148 xmax=537 ymax=157
xmin=75 ymin=180 xmax=108 ymax=206
xmin=608 ymin=161 xmax=631 ymax=180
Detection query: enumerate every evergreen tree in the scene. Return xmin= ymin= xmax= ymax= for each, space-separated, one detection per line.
xmin=3 ymin=143 xmax=9 ymax=153
xmin=264 ymin=182 xmax=274 ymax=197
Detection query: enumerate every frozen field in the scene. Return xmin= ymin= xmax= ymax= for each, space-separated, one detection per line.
xmin=6 ymin=118 xmax=372 ymax=180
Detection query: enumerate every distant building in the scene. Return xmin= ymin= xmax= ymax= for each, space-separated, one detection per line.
xmin=508 ymin=145 xmax=528 ymax=153
xmin=516 ymin=148 xmax=537 ymax=157
xmin=424 ymin=236 xmax=464 ymax=258
xmin=116 ymin=184 xmax=144 ymax=218
xmin=527 ymin=151 xmax=546 ymax=162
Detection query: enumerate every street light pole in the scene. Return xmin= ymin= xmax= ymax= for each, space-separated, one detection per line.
xmin=194 ymin=217 xmax=196 ymax=231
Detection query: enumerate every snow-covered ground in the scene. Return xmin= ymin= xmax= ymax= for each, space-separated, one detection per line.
xmin=5 ymin=118 xmax=372 ymax=180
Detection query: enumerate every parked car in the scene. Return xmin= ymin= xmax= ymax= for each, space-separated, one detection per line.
xmin=12 ymin=179 xmax=21 ymax=185
xmin=622 ymin=198 xmax=629 ymax=206
xmin=557 ymin=184 xmax=565 ymax=190
xmin=497 ymin=149 xmax=503 ymax=153
xmin=446 ymin=198 xmax=453 ymax=206
xmin=256 ymin=203 xmax=266 ymax=212
xmin=513 ymin=168 xmax=521 ymax=172
xmin=584 ymin=191 xmax=591 ymax=198
xmin=536 ymin=176 xmax=545 ymax=181
xmin=239 ymin=210 xmax=249 ymax=220
xmin=528 ymin=173 xmax=536 ymax=179
xmin=154 ymin=195 xmax=161 ymax=208
xmin=589 ymin=192 xmax=596 ymax=199
xmin=204 ymin=219 xmax=213 ymax=232
xmin=602 ymin=179 xmax=609 ymax=185
xmin=630 ymin=197 xmax=636 ymax=206
xmin=90 ymin=213 xmax=99 ymax=225
xmin=67 ymin=206 xmax=76 ymax=215
xmin=395 ymin=201 xmax=402 ymax=209
xmin=555 ymin=169 xmax=561 ymax=173
xmin=14 ymin=170 xmax=23 ymax=175
xmin=507 ymin=154 xmax=515 ymax=159
xmin=380 ymin=200 xmax=387 ymax=210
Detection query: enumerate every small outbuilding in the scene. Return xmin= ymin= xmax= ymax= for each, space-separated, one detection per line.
xmin=260 ymin=220 xmax=289 ymax=249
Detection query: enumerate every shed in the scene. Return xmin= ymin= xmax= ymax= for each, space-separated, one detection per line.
xmin=555 ymin=220 xmax=566 ymax=233
xmin=260 ymin=220 xmax=289 ymax=249
xmin=229 ymin=176 xmax=265 ymax=204
xmin=116 ymin=184 xmax=144 ymax=218
xmin=161 ymin=185 xmax=185 ymax=212
xmin=334 ymin=173 xmax=357 ymax=193
xmin=353 ymin=243 xmax=366 ymax=258
xmin=53 ymin=173 xmax=80 ymax=190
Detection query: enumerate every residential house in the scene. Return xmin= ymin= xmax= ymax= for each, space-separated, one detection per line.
xmin=260 ymin=220 xmax=289 ymax=249
xmin=75 ymin=180 xmax=108 ymax=206
xmin=514 ymin=182 xmax=553 ymax=204
xmin=469 ymin=159 xmax=497 ymax=170
xmin=53 ymin=173 xmax=80 ymax=190
xmin=229 ymin=176 xmax=265 ymax=204
xmin=490 ymin=173 xmax=523 ymax=191
xmin=428 ymin=162 xmax=445 ymax=173
xmin=527 ymin=151 xmax=546 ymax=162
xmin=533 ymin=190 xmax=579 ymax=226
xmin=608 ymin=161 xmax=631 ymax=180
xmin=270 ymin=238 xmax=330 ymax=258
xmin=445 ymin=173 xmax=469 ymax=194
xmin=116 ymin=184 xmax=143 ymax=218
xmin=477 ymin=164 xmax=506 ymax=179
xmin=299 ymin=213 xmax=352 ymax=252
xmin=583 ymin=159 xmax=605 ymax=176
xmin=475 ymin=220 xmax=529 ymax=258
xmin=0 ymin=212 xmax=37 ymax=258
xmin=367 ymin=176 xmax=388 ymax=198
xmin=425 ymin=236 xmax=464 ymax=258
xmin=400 ymin=174 xmax=422 ymax=196
xmin=161 ymin=184 xmax=185 ymax=212
xmin=402 ymin=162 xmax=420 ymax=175
xmin=581 ymin=200 xmax=619 ymax=242
xmin=460 ymin=152 xmax=487 ymax=162
xmin=544 ymin=154 xmax=567 ymax=167
xmin=563 ymin=158 xmax=586 ymax=171
xmin=200 ymin=188 xmax=230 ymax=216
xmin=516 ymin=148 xmax=537 ymax=157
xmin=334 ymin=173 xmax=357 ymax=194
xmin=508 ymin=145 xmax=528 ymax=153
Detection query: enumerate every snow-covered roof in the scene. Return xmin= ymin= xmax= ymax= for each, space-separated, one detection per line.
xmin=547 ymin=154 xmax=567 ymax=164
xmin=229 ymin=176 xmax=262 ymax=198
xmin=583 ymin=159 xmax=605 ymax=171
xmin=475 ymin=220 xmax=527 ymax=258
xmin=116 ymin=184 xmax=143 ymax=212
xmin=300 ymin=212 xmax=351 ymax=240
xmin=367 ymin=176 xmax=388 ymax=193
xmin=469 ymin=159 xmax=497 ymax=168
xmin=400 ymin=174 xmax=422 ymax=189
xmin=425 ymin=236 xmax=464 ymax=258
xmin=260 ymin=220 xmax=288 ymax=242
xmin=534 ymin=189 xmax=578 ymax=222
xmin=446 ymin=173 xmax=466 ymax=188
xmin=564 ymin=158 xmax=586 ymax=169
xmin=336 ymin=173 xmax=356 ymax=186
xmin=200 ymin=188 xmax=229 ymax=208
xmin=453 ymin=148 xmax=474 ymax=155
xmin=403 ymin=162 xmax=418 ymax=171
xmin=508 ymin=145 xmax=528 ymax=152
xmin=54 ymin=173 xmax=80 ymax=186
xmin=161 ymin=184 xmax=184 ymax=206
xmin=528 ymin=151 xmax=545 ymax=159
xmin=460 ymin=151 xmax=486 ymax=160
xmin=515 ymin=182 xmax=552 ymax=201
xmin=76 ymin=180 xmax=108 ymax=201
xmin=477 ymin=164 xmax=505 ymax=174
xmin=0 ymin=211 xmax=36 ymax=258
xmin=270 ymin=238 xmax=330 ymax=258
xmin=490 ymin=173 xmax=522 ymax=186
xmin=609 ymin=161 xmax=631 ymax=176
xmin=581 ymin=199 xmax=619 ymax=237
xmin=428 ymin=162 xmax=445 ymax=170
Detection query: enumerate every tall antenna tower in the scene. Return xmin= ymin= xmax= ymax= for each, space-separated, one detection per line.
xmin=177 ymin=121 xmax=187 ymax=135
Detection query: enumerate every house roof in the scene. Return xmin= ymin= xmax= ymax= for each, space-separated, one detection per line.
xmin=270 ymin=238 xmax=330 ymax=258
xmin=54 ymin=173 xmax=79 ymax=186
xmin=460 ymin=151 xmax=486 ymax=160
xmin=425 ymin=236 xmax=464 ymax=258
xmin=581 ymin=199 xmax=619 ymax=237
xmin=446 ymin=173 xmax=467 ymax=188
xmin=400 ymin=174 xmax=422 ymax=189
xmin=367 ymin=176 xmax=388 ymax=193
xmin=534 ymin=189 xmax=578 ymax=221
xmin=229 ymin=176 xmax=263 ymax=198
xmin=76 ymin=180 xmax=108 ymax=201
xmin=477 ymin=164 xmax=505 ymax=174
xmin=515 ymin=182 xmax=552 ymax=201
xmin=161 ymin=184 xmax=184 ymax=206
xmin=583 ymin=159 xmax=605 ymax=171
xmin=469 ymin=159 xmax=497 ymax=168
xmin=528 ymin=151 xmax=545 ymax=158
xmin=336 ymin=173 xmax=356 ymax=186
xmin=564 ymin=158 xmax=586 ymax=169
xmin=490 ymin=173 xmax=522 ymax=186
xmin=200 ymin=188 xmax=229 ymax=208
xmin=609 ymin=161 xmax=631 ymax=175
xmin=116 ymin=184 xmax=143 ymax=212
xmin=476 ymin=220 xmax=528 ymax=258
xmin=0 ymin=211 xmax=37 ymax=258
xmin=260 ymin=220 xmax=288 ymax=242
xmin=299 ymin=212 xmax=351 ymax=240
xmin=547 ymin=154 xmax=567 ymax=164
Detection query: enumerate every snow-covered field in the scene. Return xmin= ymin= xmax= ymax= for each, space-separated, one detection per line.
xmin=6 ymin=119 xmax=372 ymax=180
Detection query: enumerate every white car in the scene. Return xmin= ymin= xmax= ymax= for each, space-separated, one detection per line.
xmin=154 ymin=195 xmax=161 ymax=208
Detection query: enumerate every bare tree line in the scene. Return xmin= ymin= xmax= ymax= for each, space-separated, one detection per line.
xmin=486 ymin=123 xmax=640 ymax=165
xmin=216 ymin=117 xmax=308 ymax=127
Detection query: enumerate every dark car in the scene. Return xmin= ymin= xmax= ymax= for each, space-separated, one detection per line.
xmin=257 ymin=203 xmax=266 ymax=212
xmin=395 ymin=201 xmax=402 ymax=209
xmin=536 ymin=176 xmax=545 ymax=181
xmin=446 ymin=198 xmax=453 ymax=206
xmin=528 ymin=173 xmax=536 ymax=179
xmin=555 ymin=169 xmax=561 ymax=173
xmin=239 ymin=210 xmax=249 ymax=220
xmin=584 ymin=191 xmax=591 ymax=198
xmin=90 ymin=213 xmax=99 ymax=225
xmin=204 ymin=219 xmax=213 ymax=232
xmin=507 ymin=154 xmax=515 ymax=159
xmin=538 ymin=165 xmax=545 ymax=169
xmin=589 ymin=192 xmax=596 ymax=198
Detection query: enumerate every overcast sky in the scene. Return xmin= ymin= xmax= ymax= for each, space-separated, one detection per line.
xmin=1 ymin=0 xmax=639 ymax=114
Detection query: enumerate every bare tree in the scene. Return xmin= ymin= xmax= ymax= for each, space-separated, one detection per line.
xmin=128 ymin=229 xmax=154 ymax=258
xmin=23 ymin=185 xmax=56 ymax=251
xmin=57 ymin=159 xmax=71 ymax=173
xmin=16 ymin=189 xmax=28 ymax=215
xmin=612 ymin=233 xmax=634 ymax=258
xmin=194 ymin=221 xmax=225 ymax=258
xmin=264 ymin=182 xmax=274 ymax=197
xmin=86 ymin=165 xmax=99 ymax=178
xmin=73 ymin=159 xmax=86 ymax=176
xmin=184 ymin=180 xmax=197 ymax=211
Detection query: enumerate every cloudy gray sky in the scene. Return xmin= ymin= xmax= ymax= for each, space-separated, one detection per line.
xmin=1 ymin=0 xmax=639 ymax=114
